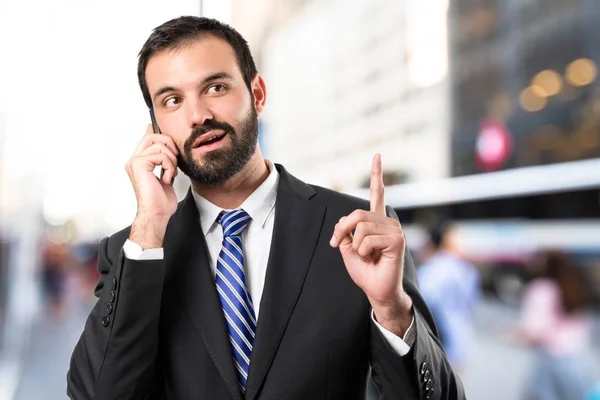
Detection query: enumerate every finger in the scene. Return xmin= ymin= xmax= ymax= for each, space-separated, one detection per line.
xmin=357 ymin=235 xmax=397 ymax=259
xmin=338 ymin=231 xmax=353 ymax=252
xmin=134 ymin=133 xmax=180 ymax=157
xmin=370 ymin=153 xmax=385 ymax=216
xmin=146 ymin=123 xmax=154 ymax=135
xmin=330 ymin=214 xmax=368 ymax=247
xmin=331 ymin=212 xmax=396 ymax=248
xmin=351 ymin=221 xmax=400 ymax=252
xmin=346 ymin=209 xmax=399 ymax=226
xmin=143 ymin=134 xmax=179 ymax=156
xmin=129 ymin=152 xmax=177 ymax=176
xmin=162 ymin=166 xmax=176 ymax=186
xmin=133 ymin=133 xmax=160 ymax=155
xmin=330 ymin=216 xmax=349 ymax=248
xmin=335 ymin=210 xmax=398 ymax=240
xmin=160 ymin=158 xmax=179 ymax=186
xmin=159 ymin=164 xmax=179 ymax=187
xmin=142 ymin=142 xmax=178 ymax=167
xmin=156 ymin=136 xmax=180 ymax=157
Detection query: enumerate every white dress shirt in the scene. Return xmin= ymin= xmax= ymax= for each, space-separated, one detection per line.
xmin=123 ymin=161 xmax=414 ymax=355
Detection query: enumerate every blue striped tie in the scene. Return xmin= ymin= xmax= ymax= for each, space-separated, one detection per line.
xmin=215 ymin=209 xmax=256 ymax=392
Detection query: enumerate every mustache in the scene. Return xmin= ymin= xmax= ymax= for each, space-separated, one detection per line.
xmin=184 ymin=120 xmax=235 ymax=150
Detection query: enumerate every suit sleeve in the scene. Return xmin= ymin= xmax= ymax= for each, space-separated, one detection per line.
xmin=67 ymin=235 xmax=165 ymax=400
xmin=369 ymin=207 xmax=466 ymax=400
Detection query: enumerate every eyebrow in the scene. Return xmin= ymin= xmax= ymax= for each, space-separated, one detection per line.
xmin=152 ymin=72 xmax=235 ymax=103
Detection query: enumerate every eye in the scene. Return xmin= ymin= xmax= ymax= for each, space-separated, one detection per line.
xmin=206 ymin=84 xmax=227 ymax=95
xmin=164 ymin=96 xmax=181 ymax=107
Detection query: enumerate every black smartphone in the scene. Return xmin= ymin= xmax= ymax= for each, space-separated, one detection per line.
xmin=149 ymin=108 xmax=166 ymax=181
xmin=149 ymin=107 xmax=162 ymax=134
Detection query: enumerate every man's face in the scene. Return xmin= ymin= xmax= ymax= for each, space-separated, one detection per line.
xmin=145 ymin=36 xmax=260 ymax=185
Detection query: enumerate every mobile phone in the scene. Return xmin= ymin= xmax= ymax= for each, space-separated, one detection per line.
xmin=149 ymin=108 xmax=166 ymax=181
xmin=150 ymin=107 xmax=162 ymax=134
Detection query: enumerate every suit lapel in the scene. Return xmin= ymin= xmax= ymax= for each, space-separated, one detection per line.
xmin=165 ymin=191 xmax=243 ymax=400
xmin=244 ymin=165 xmax=326 ymax=400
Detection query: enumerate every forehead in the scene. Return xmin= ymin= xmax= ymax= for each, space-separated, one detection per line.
xmin=145 ymin=35 xmax=242 ymax=87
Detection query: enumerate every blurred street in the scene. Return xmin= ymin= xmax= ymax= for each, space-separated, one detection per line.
xmin=9 ymin=295 xmax=600 ymax=400
xmin=466 ymin=299 xmax=600 ymax=400
xmin=13 ymin=298 xmax=93 ymax=400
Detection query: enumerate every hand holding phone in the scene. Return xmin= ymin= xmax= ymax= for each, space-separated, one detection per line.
xmin=150 ymin=108 xmax=166 ymax=180
xmin=125 ymin=120 xmax=179 ymax=249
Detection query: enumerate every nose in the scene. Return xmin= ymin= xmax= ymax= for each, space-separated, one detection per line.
xmin=186 ymin=98 xmax=214 ymax=128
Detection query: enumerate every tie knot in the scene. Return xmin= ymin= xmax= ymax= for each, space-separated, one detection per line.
xmin=217 ymin=209 xmax=251 ymax=237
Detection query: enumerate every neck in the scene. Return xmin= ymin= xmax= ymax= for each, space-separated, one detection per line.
xmin=190 ymin=149 xmax=270 ymax=210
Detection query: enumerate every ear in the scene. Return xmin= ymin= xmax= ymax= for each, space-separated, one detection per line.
xmin=250 ymin=74 xmax=267 ymax=116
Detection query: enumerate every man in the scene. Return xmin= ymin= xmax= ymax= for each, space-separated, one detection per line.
xmin=417 ymin=224 xmax=480 ymax=375
xmin=67 ymin=16 xmax=464 ymax=400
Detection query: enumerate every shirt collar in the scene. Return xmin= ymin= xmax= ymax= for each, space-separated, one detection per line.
xmin=191 ymin=161 xmax=279 ymax=237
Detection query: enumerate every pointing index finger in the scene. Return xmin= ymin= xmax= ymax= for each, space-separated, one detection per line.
xmin=370 ymin=153 xmax=385 ymax=216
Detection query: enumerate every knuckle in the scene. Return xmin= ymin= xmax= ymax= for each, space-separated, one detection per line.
xmin=354 ymin=209 xmax=367 ymax=220
xmin=337 ymin=217 xmax=348 ymax=230
xmin=394 ymin=234 xmax=405 ymax=246
xmin=356 ymin=221 xmax=371 ymax=233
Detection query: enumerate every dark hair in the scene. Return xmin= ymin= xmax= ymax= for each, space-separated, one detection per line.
xmin=534 ymin=250 xmax=590 ymax=313
xmin=137 ymin=16 xmax=258 ymax=109
xmin=427 ymin=222 xmax=450 ymax=250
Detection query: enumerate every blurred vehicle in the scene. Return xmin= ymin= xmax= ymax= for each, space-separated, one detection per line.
xmin=441 ymin=220 xmax=600 ymax=307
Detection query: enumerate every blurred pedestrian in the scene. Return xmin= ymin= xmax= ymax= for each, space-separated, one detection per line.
xmin=515 ymin=250 xmax=598 ymax=400
xmin=40 ymin=236 xmax=69 ymax=319
xmin=417 ymin=223 xmax=481 ymax=376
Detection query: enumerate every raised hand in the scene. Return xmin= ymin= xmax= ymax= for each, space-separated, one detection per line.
xmin=125 ymin=124 xmax=180 ymax=249
xmin=330 ymin=154 xmax=413 ymax=336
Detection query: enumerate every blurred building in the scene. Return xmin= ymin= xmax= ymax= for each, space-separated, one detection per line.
xmin=449 ymin=0 xmax=600 ymax=177
xmin=232 ymin=0 xmax=451 ymax=190
xmin=441 ymin=0 xmax=600 ymax=303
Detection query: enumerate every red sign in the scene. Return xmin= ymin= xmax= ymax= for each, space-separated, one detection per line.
xmin=475 ymin=120 xmax=512 ymax=171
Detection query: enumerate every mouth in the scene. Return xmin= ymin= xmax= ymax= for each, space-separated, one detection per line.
xmin=193 ymin=130 xmax=227 ymax=149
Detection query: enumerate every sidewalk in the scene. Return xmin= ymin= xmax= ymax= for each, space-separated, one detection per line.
xmin=13 ymin=300 xmax=92 ymax=400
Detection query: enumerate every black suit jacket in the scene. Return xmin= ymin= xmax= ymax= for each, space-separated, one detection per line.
xmin=67 ymin=164 xmax=465 ymax=399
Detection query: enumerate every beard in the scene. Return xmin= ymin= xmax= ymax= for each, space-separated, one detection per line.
xmin=177 ymin=105 xmax=259 ymax=186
